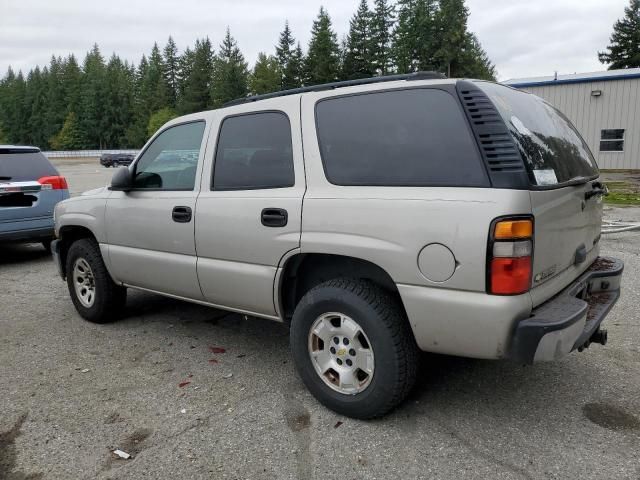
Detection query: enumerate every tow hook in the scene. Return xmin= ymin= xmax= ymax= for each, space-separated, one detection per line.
xmin=591 ymin=328 xmax=608 ymax=346
xmin=578 ymin=328 xmax=608 ymax=352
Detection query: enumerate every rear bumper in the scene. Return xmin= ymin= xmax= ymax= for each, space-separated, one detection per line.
xmin=0 ymin=218 xmax=54 ymax=243
xmin=510 ymin=256 xmax=623 ymax=364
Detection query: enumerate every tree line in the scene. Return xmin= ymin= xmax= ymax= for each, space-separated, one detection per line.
xmin=0 ymin=0 xmax=496 ymax=150
xmin=599 ymin=0 xmax=640 ymax=70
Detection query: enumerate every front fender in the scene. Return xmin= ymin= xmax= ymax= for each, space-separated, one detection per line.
xmin=55 ymin=197 xmax=108 ymax=243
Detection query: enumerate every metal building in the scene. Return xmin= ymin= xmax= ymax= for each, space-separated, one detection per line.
xmin=504 ymin=68 xmax=640 ymax=170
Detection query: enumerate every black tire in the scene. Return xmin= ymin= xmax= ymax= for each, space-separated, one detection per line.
xmin=65 ymin=238 xmax=126 ymax=323
xmin=290 ymin=278 xmax=418 ymax=419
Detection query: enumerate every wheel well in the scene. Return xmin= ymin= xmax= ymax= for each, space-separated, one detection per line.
xmin=280 ymin=254 xmax=402 ymax=321
xmin=58 ymin=226 xmax=97 ymax=277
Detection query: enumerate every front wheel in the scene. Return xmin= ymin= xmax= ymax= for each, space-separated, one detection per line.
xmin=65 ymin=238 xmax=126 ymax=323
xmin=290 ymin=278 xmax=418 ymax=419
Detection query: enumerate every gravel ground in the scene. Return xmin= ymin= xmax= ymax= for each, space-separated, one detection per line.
xmin=1 ymin=161 xmax=639 ymax=480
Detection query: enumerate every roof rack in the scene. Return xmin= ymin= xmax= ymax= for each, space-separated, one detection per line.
xmin=0 ymin=145 xmax=40 ymax=153
xmin=223 ymin=71 xmax=447 ymax=107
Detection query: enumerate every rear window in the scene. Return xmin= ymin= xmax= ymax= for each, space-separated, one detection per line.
xmin=479 ymin=82 xmax=598 ymax=186
xmin=315 ymin=88 xmax=489 ymax=187
xmin=0 ymin=152 xmax=58 ymax=181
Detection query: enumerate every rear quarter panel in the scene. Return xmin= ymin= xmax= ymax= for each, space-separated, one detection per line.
xmin=300 ymin=86 xmax=537 ymax=358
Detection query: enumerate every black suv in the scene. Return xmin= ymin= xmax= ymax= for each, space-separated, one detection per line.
xmin=99 ymin=153 xmax=135 ymax=168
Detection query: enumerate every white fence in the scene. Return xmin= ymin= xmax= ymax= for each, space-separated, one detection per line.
xmin=42 ymin=149 xmax=139 ymax=158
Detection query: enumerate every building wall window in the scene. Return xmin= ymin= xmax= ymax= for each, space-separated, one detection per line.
xmin=600 ymin=129 xmax=625 ymax=152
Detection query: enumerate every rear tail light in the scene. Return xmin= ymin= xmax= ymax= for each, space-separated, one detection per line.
xmin=488 ymin=217 xmax=533 ymax=295
xmin=38 ymin=175 xmax=68 ymax=190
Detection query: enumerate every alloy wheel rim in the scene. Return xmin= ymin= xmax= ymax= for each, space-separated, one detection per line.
xmin=308 ymin=312 xmax=375 ymax=395
xmin=73 ymin=257 xmax=95 ymax=308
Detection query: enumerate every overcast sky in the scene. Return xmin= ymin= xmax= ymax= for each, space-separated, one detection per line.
xmin=0 ymin=0 xmax=631 ymax=81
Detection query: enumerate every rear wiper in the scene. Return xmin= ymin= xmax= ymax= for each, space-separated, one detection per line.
xmin=565 ymin=176 xmax=591 ymax=186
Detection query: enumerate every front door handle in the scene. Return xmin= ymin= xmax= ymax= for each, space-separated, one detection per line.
xmin=261 ymin=208 xmax=288 ymax=227
xmin=172 ymin=206 xmax=192 ymax=223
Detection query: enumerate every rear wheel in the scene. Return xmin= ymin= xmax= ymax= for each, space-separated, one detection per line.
xmin=65 ymin=238 xmax=126 ymax=323
xmin=290 ymin=278 xmax=418 ymax=419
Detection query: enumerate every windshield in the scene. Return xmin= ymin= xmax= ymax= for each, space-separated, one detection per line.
xmin=478 ymin=82 xmax=598 ymax=186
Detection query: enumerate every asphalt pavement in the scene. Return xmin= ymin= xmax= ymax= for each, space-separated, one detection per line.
xmin=1 ymin=160 xmax=638 ymax=479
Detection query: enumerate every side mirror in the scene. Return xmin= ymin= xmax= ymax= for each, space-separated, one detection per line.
xmin=109 ymin=166 xmax=133 ymax=192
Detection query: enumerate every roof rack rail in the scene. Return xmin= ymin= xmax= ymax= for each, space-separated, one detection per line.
xmin=223 ymin=71 xmax=446 ymax=107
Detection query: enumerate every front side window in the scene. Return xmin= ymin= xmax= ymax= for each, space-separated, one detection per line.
xmin=600 ymin=129 xmax=624 ymax=152
xmin=133 ymin=121 xmax=206 ymax=190
xmin=314 ymin=88 xmax=488 ymax=187
xmin=213 ymin=112 xmax=294 ymax=190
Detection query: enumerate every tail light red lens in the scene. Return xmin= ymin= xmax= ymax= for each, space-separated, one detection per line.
xmin=490 ymin=257 xmax=532 ymax=294
xmin=488 ymin=218 xmax=533 ymax=295
xmin=38 ymin=175 xmax=68 ymax=190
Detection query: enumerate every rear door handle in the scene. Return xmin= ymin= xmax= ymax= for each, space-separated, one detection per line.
xmin=261 ymin=208 xmax=288 ymax=227
xmin=172 ymin=206 xmax=192 ymax=223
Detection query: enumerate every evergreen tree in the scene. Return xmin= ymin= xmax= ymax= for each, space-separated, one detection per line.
xmin=369 ymin=0 xmax=395 ymax=75
xmin=392 ymin=0 xmax=419 ymax=73
xmin=126 ymin=55 xmax=150 ymax=146
xmin=163 ymin=36 xmax=180 ymax=107
xmin=249 ymin=53 xmax=281 ymax=95
xmin=342 ymin=0 xmax=374 ymax=80
xmin=43 ymin=56 xmax=67 ymax=147
xmin=8 ymin=71 xmax=29 ymax=144
xmin=289 ymin=43 xmax=305 ymax=88
xmin=179 ymin=38 xmax=214 ymax=113
xmin=24 ymin=67 xmax=49 ymax=147
xmin=305 ymin=7 xmax=341 ymax=85
xmin=461 ymin=33 xmax=497 ymax=80
xmin=211 ymin=28 xmax=249 ymax=107
xmin=147 ymin=107 xmax=178 ymax=136
xmin=432 ymin=0 xmax=496 ymax=78
xmin=79 ymin=44 xmax=107 ymax=148
xmin=276 ymin=21 xmax=299 ymax=89
xmin=433 ymin=0 xmax=468 ymax=76
xmin=177 ymin=46 xmax=195 ymax=100
xmin=145 ymin=43 xmax=169 ymax=111
xmin=599 ymin=0 xmax=640 ymax=69
xmin=50 ymin=111 xmax=83 ymax=150
xmin=62 ymin=55 xmax=82 ymax=117
xmin=414 ymin=0 xmax=438 ymax=71
xmin=104 ymin=55 xmax=135 ymax=147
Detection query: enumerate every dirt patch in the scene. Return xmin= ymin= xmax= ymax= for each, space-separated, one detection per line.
xmin=590 ymin=257 xmax=614 ymax=271
xmin=104 ymin=427 xmax=153 ymax=470
xmin=583 ymin=403 xmax=640 ymax=431
xmin=0 ymin=413 xmax=43 ymax=480
xmin=116 ymin=428 xmax=152 ymax=457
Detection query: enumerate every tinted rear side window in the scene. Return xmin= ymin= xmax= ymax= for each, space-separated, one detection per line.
xmin=479 ymin=82 xmax=598 ymax=186
xmin=213 ymin=112 xmax=295 ymax=190
xmin=0 ymin=152 xmax=58 ymax=181
xmin=315 ymin=88 xmax=488 ymax=186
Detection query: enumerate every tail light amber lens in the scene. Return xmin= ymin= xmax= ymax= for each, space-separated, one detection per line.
xmin=489 ymin=218 xmax=533 ymax=295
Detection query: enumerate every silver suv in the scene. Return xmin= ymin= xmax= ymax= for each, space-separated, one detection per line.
xmin=52 ymin=73 xmax=624 ymax=418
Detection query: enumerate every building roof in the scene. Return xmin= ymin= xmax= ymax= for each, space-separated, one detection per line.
xmin=503 ymin=68 xmax=640 ymax=88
